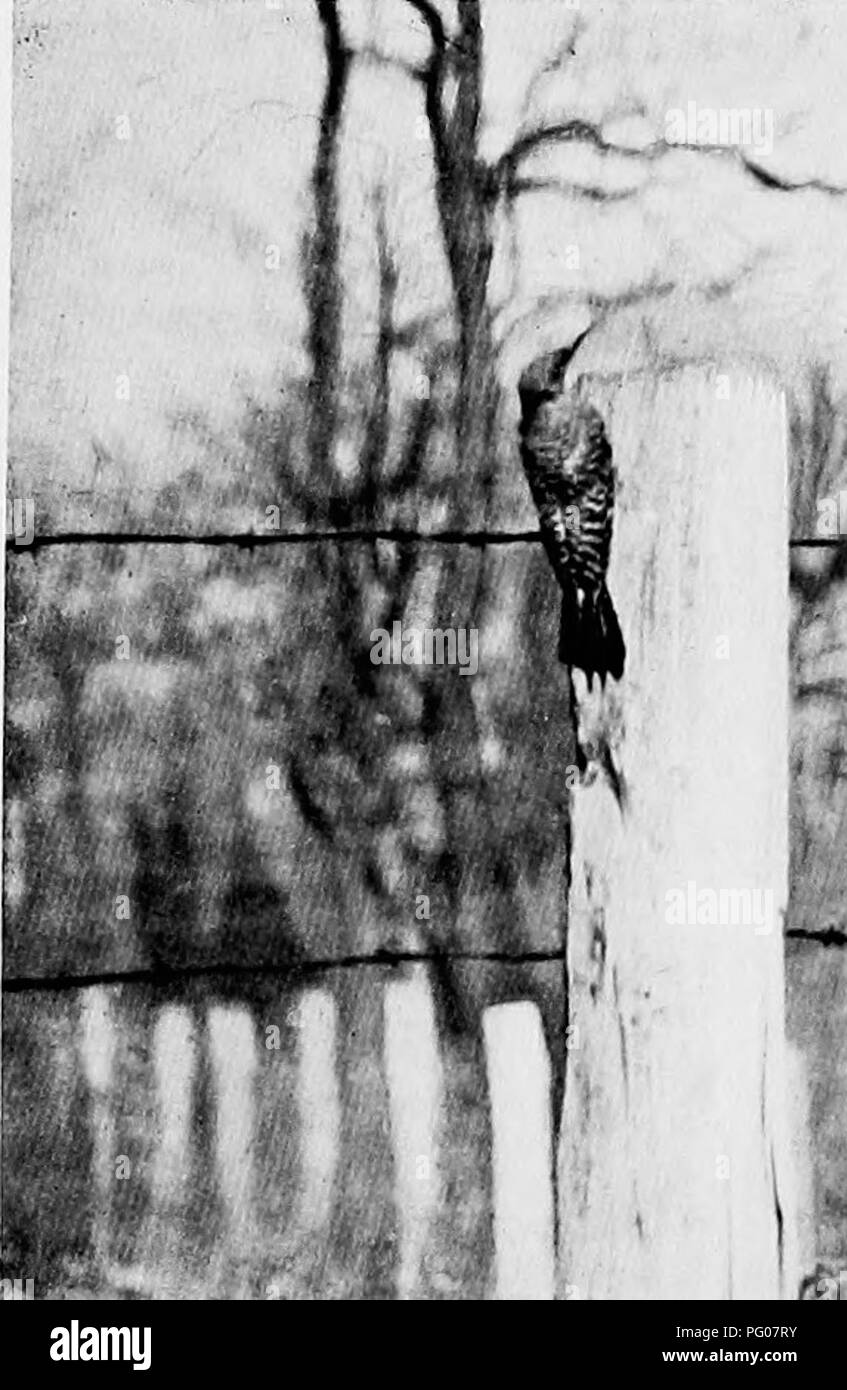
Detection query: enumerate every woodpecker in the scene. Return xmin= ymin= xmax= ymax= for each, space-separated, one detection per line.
xmin=518 ymin=345 xmax=625 ymax=687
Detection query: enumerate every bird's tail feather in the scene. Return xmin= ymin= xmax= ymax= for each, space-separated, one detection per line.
xmin=559 ymin=582 xmax=625 ymax=685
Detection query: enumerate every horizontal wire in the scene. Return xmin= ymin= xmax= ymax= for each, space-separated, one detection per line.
xmin=5 ymin=528 xmax=843 ymax=978
xmin=785 ymin=925 xmax=847 ymax=947
xmin=4 ymin=928 xmax=844 ymax=996
xmin=4 ymin=531 xmax=843 ymax=552
xmin=2 ymin=947 xmax=569 ymax=996
xmin=8 ymin=529 xmax=541 ymax=550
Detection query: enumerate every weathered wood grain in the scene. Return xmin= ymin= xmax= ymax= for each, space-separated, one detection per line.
xmin=558 ymin=370 xmax=794 ymax=1299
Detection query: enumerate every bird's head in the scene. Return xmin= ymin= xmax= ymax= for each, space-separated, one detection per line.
xmin=517 ymin=330 xmax=590 ymax=427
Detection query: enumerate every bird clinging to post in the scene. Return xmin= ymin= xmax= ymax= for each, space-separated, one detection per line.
xmin=518 ymin=343 xmax=625 ymax=688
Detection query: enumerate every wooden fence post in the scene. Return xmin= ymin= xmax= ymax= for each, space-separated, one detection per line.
xmin=557 ymin=369 xmax=795 ymax=1300
xmin=485 ymin=1001 xmax=556 ymax=1300
xmin=384 ymin=965 xmax=444 ymax=1299
xmin=78 ymin=986 xmax=116 ymax=1274
xmin=207 ymin=1003 xmax=257 ymax=1280
xmin=147 ymin=1002 xmax=195 ymax=1286
xmin=294 ymin=988 xmax=340 ymax=1235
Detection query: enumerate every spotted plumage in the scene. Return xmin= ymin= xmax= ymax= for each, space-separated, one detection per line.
xmin=518 ymin=346 xmax=625 ymax=686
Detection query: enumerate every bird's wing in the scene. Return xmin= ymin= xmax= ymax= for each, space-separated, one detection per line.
xmin=569 ymin=474 xmax=615 ymax=588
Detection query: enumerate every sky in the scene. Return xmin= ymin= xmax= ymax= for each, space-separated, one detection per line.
xmin=10 ymin=0 xmax=847 ymax=525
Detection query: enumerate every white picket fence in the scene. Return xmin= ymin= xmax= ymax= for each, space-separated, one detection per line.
xmin=77 ymin=966 xmax=558 ymax=1300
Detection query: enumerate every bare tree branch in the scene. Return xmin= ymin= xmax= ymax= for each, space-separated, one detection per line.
xmin=406 ymin=0 xmax=490 ymax=281
xmin=516 ymin=25 xmax=584 ymax=130
xmin=406 ymin=0 xmax=453 ymax=178
xmin=506 ymin=176 xmax=637 ymax=202
xmin=451 ymin=0 xmax=483 ymax=151
xmin=740 ymin=157 xmax=846 ymax=196
xmin=406 ymin=0 xmax=449 ymax=51
xmin=306 ymin=0 xmax=352 ymax=491
xmin=354 ymin=43 xmax=427 ymax=83
xmin=494 ymin=117 xmax=847 ymax=201
xmin=493 ymin=117 xmax=649 ymax=196
xmin=404 ymin=0 xmax=496 ymax=493
xmin=359 ymin=189 xmax=398 ymax=517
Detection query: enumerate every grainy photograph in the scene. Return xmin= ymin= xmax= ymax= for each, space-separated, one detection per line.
xmin=3 ymin=0 xmax=847 ymax=1311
